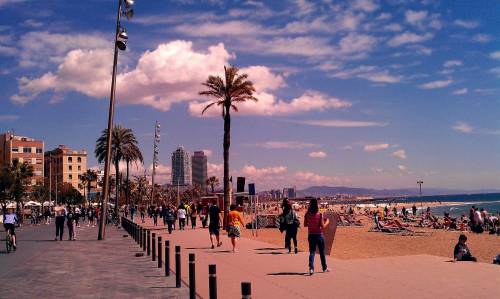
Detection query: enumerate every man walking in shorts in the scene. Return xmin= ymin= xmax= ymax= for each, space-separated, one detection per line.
xmin=208 ymin=200 xmax=222 ymax=249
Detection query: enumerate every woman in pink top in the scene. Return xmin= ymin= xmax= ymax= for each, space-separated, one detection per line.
xmin=304 ymin=198 xmax=330 ymax=275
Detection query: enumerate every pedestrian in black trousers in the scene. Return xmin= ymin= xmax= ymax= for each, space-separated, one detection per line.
xmin=54 ymin=205 xmax=67 ymax=241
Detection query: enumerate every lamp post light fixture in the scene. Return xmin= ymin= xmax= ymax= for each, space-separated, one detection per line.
xmin=98 ymin=0 xmax=135 ymax=241
xmin=151 ymin=121 xmax=160 ymax=206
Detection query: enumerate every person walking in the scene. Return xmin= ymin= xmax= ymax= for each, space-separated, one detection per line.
xmin=140 ymin=206 xmax=145 ymax=223
xmin=165 ymin=205 xmax=175 ymax=234
xmin=227 ymin=204 xmax=244 ymax=253
xmin=304 ymin=198 xmax=330 ymax=275
xmin=74 ymin=206 xmax=81 ymax=228
xmin=130 ymin=205 xmax=135 ymax=222
xmin=66 ymin=207 xmax=75 ymax=241
xmin=190 ymin=203 xmax=198 ymax=229
xmin=54 ymin=204 xmax=67 ymax=241
xmin=282 ymin=202 xmax=300 ymax=254
xmin=161 ymin=204 xmax=167 ymax=226
xmin=44 ymin=208 xmax=51 ymax=225
xmin=153 ymin=206 xmax=159 ymax=226
xmin=208 ymin=200 xmax=222 ymax=249
xmin=177 ymin=204 xmax=187 ymax=230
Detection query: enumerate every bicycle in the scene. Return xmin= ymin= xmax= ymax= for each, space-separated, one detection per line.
xmin=5 ymin=229 xmax=14 ymax=253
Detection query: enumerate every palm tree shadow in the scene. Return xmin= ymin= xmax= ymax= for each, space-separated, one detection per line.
xmin=254 ymin=247 xmax=284 ymax=251
xmin=268 ymin=272 xmax=309 ymax=276
xmin=256 ymin=252 xmax=285 ymax=255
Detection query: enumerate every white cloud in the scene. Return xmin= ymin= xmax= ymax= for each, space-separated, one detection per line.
xmin=443 ymin=60 xmax=462 ymax=68
xmin=452 ymin=122 xmax=474 ymax=133
xmin=338 ymin=32 xmax=378 ymax=57
xmin=12 ymin=40 xmax=230 ymax=108
xmin=398 ymin=165 xmax=407 ymax=171
xmin=364 ymin=143 xmax=390 ymax=152
xmin=241 ymin=165 xmax=287 ymax=177
xmin=405 ymin=10 xmax=441 ymax=30
xmin=0 ymin=0 xmax=26 ymax=7
xmin=330 ymin=65 xmax=402 ymax=83
xmin=202 ymin=149 xmax=213 ymax=157
xmin=309 ymin=151 xmax=327 ymax=158
xmin=253 ymin=141 xmax=318 ymax=150
xmin=419 ymin=79 xmax=453 ymax=89
xmin=0 ymin=115 xmax=19 ymax=121
xmin=291 ymin=119 xmax=387 ymax=127
xmin=453 ymin=19 xmax=479 ymax=29
xmin=294 ymin=0 xmax=315 ymax=15
xmin=383 ymin=23 xmax=403 ymax=32
xmin=17 ymin=31 xmax=109 ymax=68
xmin=472 ymin=34 xmax=492 ymax=43
xmin=376 ymin=13 xmax=391 ymax=21
xmin=490 ymin=67 xmax=500 ymax=78
xmin=405 ymin=10 xmax=428 ymax=26
xmin=294 ymin=171 xmax=347 ymax=186
xmin=352 ymin=0 xmax=379 ymax=12
xmin=452 ymin=88 xmax=468 ymax=95
xmin=391 ymin=149 xmax=407 ymax=160
xmin=175 ymin=20 xmax=272 ymax=37
xmin=388 ymin=32 xmax=433 ymax=47
xmin=208 ymin=163 xmax=223 ymax=177
xmin=190 ymin=90 xmax=351 ymax=117
xmin=0 ymin=45 xmax=16 ymax=56
xmin=490 ymin=51 xmax=500 ymax=60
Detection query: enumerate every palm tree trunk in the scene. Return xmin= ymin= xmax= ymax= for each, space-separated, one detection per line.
xmin=223 ymin=104 xmax=231 ymax=228
xmin=126 ymin=160 xmax=130 ymax=206
xmin=115 ymin=161 xmax=119 ymax=217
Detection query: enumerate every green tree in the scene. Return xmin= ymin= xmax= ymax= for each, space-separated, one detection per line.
xmin=122 ymin=140 xmax=143 ymax=206
xmin=32 ymin=183 xmax=49 ymax=204
xmin=206 ymin=176 xmax=219 ymax=193
xmin=9 ymin=160 xmax=34 ymax=211
xmin=59 ymin=183 xmax=84 ymax=206
xmin=95 ymin=125 xmax=141 ymax=213
xmin=80 ymin=169 xmax=98 ymax=206
xmin=199 ymin=66 xmax=257 ymax=225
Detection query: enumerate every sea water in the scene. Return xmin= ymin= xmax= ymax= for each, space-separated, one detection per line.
xmin=393 ymin=193 xmax=500 ymax=218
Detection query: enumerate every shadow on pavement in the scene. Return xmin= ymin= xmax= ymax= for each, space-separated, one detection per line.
xmin=254 ymin=247 xmax=284 ymax=251
xmin=206 ymin=250 xmax=232 ymax=254
xmin=185 ymin=247 xmax=212 ymax=250
xmin=257 ymin=252 xmax=285 ymax=255
xmin=267 ymin=272 xmax=309 ymax=276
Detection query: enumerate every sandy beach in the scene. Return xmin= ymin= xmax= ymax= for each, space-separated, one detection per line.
xmin=241 ymin=206 xmax=499 ymax=263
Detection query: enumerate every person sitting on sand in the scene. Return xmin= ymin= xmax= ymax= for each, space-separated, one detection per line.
xmin=453 ymin=234 xmax=477 ymax=262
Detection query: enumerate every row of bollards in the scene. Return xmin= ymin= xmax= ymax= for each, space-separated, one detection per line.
xmin=121 ymin=217 xmax=252 ymax=299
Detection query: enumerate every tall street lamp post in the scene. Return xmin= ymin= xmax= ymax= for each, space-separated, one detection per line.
xmin=98 ymin=0 xmax=135 ymax=240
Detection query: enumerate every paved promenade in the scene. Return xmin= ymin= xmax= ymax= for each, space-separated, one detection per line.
xmin=133 ymin=217 xmax=499 ymax=299
xmin=0 ymin=222 xmax=189 ymax=298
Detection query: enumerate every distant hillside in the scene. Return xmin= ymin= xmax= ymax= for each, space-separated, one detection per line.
xmin=296 ymin=186 xmax=496 ymax=198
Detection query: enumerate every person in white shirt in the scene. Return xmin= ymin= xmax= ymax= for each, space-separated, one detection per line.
xmin=177 ymin=204 xmax=186 ymax=230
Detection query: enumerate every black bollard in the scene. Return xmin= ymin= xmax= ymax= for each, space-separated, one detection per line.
xmin=209 ymin=264 xmax=217 ymax=299
xmin=189 ymin=253 xmax=196 ymax=299
xmin=157 ymin=236 xmax=162 ymax=268
xmin=175 ymin=246 xmax=181 ymax=288
xmin=165 ymin=240 xmax=170 ymax=276
xmin=241 ymin=282 xmax=251 ymax=299
xmin=142 ymin=229 xmax=146 ymax=250
xmin=147 ymin=230 xmax=151 ymax=256
xmin=152 ymin=233 xmax=156 ymax=261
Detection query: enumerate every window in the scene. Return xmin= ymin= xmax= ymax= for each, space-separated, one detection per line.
xmin=36 ymin=148 xmax=42 ymax=154
xmin=77 ymin=157 xmax=82 ymax=163
xmin=69 ymin=165 xmax=72 ymax=171
xmin=68 ymin=157 xmax=73 ymax=163
xmin=11 ymin=147 xmax=18 ymax=153
xmin=69 ymin=174 xmax=72 ymax=180
xmin=23 ymin=147 xmax=32 ymax=153
xmin=78 ymin=166 xmax=81 ymax=171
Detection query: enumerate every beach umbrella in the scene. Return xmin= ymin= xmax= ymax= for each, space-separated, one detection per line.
xmin=43 ymin=201 xmax=54 ymax=207
xmin=25 ymin=201 xmax=41 ymax=207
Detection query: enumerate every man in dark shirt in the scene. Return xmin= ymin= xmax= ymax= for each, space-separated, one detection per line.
xmin=208 ymin=200 xmax=222 ymax=249
xmin=454 ymin=234 xmax=477 ymax=262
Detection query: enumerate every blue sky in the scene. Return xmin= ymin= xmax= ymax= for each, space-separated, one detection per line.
xmin=0 ymin=0 xmax=499 ymax=190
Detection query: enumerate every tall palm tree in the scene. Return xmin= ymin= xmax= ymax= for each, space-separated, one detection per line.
xmin=122 ymin=143 xmax=143 ymax=206
xmin=199 ymin=65 xmax=257 ymax=226
xmin=206 ymin=176 xmax=219 ymax=193
xmin=95 ymin=125 xmax=141 ymax=214
xmin=80 ymin=169 xmax=97 ymax=206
